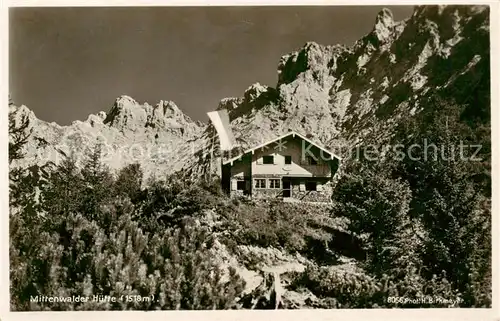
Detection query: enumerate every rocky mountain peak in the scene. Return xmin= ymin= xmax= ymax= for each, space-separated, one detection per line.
xmin=155 ymin=100 xmax=184 ymax=119
xmin=9 ymin=104 xmax=37 ymax=124
xmin=103 ymin=95 xmax=140 ymax=127
xmin=115 ymin=94 xmax=137 ymax=107
xmin=217 ymin=97 xmax=242 ymax=112
xmin=277 ymin=41 xmax=342 ymax=86
xmin=194 ymin=4 xmax=489 ymax=178
xmin=372 ymin=8 xmax=395 ymax=44
xmin=9 ymin=5 xmax=490 ymax=184
xmin=243 ymin=83 xmax=271 ymax=102
xmin=100 ymin=95 xmax=200 ymax=134
xmin=9 ymin=93 xmax=206 ymax=181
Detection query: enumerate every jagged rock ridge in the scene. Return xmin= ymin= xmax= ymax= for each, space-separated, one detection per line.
xmin=10 ymin=5 xmax=490 ymax=182
xmin=9 ymin=95 xmax=205 ymax=181
xmin=8 ymin=4 xmax=491 ymax=304
xmin=184 ymin=5 xmax=489 ymax=177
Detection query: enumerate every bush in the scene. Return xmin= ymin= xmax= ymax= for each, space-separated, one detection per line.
xmin=10 ymin=150 xmax=246 ymax=311
xmin=136 ymin=173 xmax=225 ymax=232
xmin=219 ymin=200 xmax=339 ymax=257
xmin=288 ymin=264 xmax=463 ymax=308
xmin=329 ymin=97 xmax=491 ymax=307
xmin=332 ymin=161 xmax=414 ymax=276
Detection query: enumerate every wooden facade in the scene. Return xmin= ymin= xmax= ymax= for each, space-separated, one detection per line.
xmin=221 ymin=132 xmax=340 ymax=202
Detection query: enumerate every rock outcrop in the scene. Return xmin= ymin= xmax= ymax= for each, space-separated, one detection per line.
xmin=10 ymin=5 xmax=490 ymax=182
xmin=9 ymin=96 xmax=205 ymax=181
xmin=191 ymin=5 xmax=490 ymax=176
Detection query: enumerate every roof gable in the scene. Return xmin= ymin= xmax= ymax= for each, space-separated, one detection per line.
xmin=222 ymin=131 xmax=341 ymax=165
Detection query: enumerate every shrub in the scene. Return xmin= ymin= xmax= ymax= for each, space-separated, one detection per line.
xmin=10 ymin=150 xmax=246 ymax=311
xmin=288 ymin=264 xmax=463 ymax=308
xmin=332 ymin=161 xmax=414 ymax=276
xmin=11 ymin=198 xmax=246 ymax=311
xmin=329 ymin=97 xmax=492 ymax=307
xmin=219 ymin=200 xmax=337 ymax=256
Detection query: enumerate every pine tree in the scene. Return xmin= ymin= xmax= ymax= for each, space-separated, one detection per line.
xmin=331 ymin=161 xmax=413 ymax=277
xmin=114 ymin=163 xmax=143 ymax=202
xmin=8 ymin=107 xmax=32 ymax=164
xmin=42 ymin=153 xmax=82 ymax=220
xmin=389 ymin=96 xmax=491 ymax=306
xmin=80 ymin=144 xmax=114 ymax=221
xmin=330 ymin=96 xmax=491 ymax=307
xmin=11 ymin=167 xmax=247 ymax=311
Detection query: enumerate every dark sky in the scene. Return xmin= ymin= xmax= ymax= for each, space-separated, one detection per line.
xmin=9 ymin=6 xmax=414 ymax=125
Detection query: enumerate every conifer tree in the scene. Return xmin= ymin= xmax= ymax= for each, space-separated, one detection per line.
xmin=114 ymin=163 xmax=143 ymax=201
xmin=80 ymin=144 xmax=114 ymax=221
xmin=8 ymin=107 xmax=32 ymax=164
xmin=332 ymin=161 xmax=414 ymax=277
xmin=42 ymin=153 xmax=82 ymax=220
xmin=391 ymin=97 xmax=491 ymax=306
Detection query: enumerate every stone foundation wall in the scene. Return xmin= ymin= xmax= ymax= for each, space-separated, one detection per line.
xmin=229 ymin=177 xmax=333 ymax=203
xmin=289 ymin=180 xmax=333 ymax=202
xmin=289 ymin=191 xmax=331 ymax=202
xmin=252 ymin=189 xmax=283 ymax=199
xmin=232 ymin=190 xmax=247 ymax=198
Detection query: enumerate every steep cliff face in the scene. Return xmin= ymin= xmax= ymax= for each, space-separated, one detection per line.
xmin=9 ymin=96 xmax=205 ymax=181
xmin=205 ymin=5 xmax=489 ymax=163
xmin=9 ymin=5 xmax=490 ymax=181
